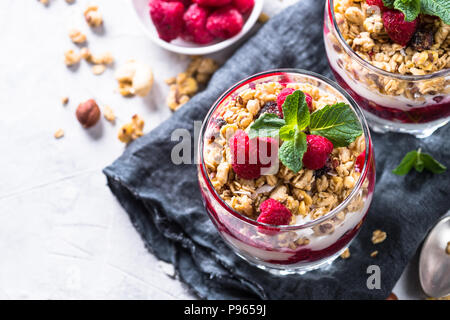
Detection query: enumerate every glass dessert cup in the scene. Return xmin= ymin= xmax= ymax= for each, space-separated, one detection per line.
xmin=197 ymin=69 xmax=376 ymax=274
xmin=324 ymin=0 xmax=450 ymax=138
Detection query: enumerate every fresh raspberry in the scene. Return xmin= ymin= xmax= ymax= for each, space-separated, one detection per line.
xmin=206 ymin=6 xmax=244 ymax=39
xmin=232 ymin=0 xmax=254 ymax=14
xmin=366 ymin=0 xmax=387 ymax=11
xmin=149 ymin=0 xmax=185 ymax=42
xmin=193 ymin=0 xmax=231 ymax=6
xmin=229 ymin=130 xmax=278 ymax=179
xmin=256 ymin=101 xmax=283 ymax=119
xmin=382 ymin=9 xmax=418 ymax=46
xmin=183 ymin=4 xmax=214 ymax=44
xmin=276 ymin=89 xmax=313 ymax=116
xmin=355 ymin=150 xmax=366 ymax=172
xmin=161 ymin=0 xmax=192 ymax=8
xmin=276 ymin=88 xmax=295 ymax=115
xmin=257 ymin=199 xmax=292 ymax=226
xmin=302 ymin=135 xmax=334 ymax=170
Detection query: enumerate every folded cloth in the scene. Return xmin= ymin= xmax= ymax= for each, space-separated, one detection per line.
xmin=104 ymin=0 xmax=450 ymax=299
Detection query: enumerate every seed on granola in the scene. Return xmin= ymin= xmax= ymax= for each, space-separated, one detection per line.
xmin=340 ymin=248 xmax=350 ymax=259
xmin=410 ymin=28 xmax=434 ymax=52
xmin=256 ymin=101 xmax=282 ymax=119
xmin=372 ymin=229 xmax=387 ymax=244
xmin=370 ymin=250 xmax=378 ymax=258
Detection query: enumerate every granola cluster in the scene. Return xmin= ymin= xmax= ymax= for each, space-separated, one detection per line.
xmin=204 ymin=81 xmax=367 ymax=224
xmin=329 ymin=0 xmax=449 ymax=97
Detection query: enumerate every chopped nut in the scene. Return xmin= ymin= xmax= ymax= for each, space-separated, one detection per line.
xmin=340 ymin=248 xmax=350 ymax=259
xmin=118 ymin=114 xmax=145 ymax=144
xmin=84 ymin=5 xmax=103 ymax=27
xmin=115 ymin=60 xmax=154 ymax=97
xmin=80 ymin=47 xmax=91 ymax=60
xmin=76 ymin=99 xmax=101 ymax=128
xmin=90 ymin=52 xmax=114 ymax=65
xmin=371 ymin=229 xmax=387 ymax=244
xmin=68 ymin=29 xmax=87 ymax=44
xmin=446 ymin=241 xmax=450 ymax=255
xmin=61 ymin=97 xmax=69 ymax=105
xmin=258 ymin=13 xmax=270 ymax=24
xmin=54 ymin=129 xmax=64 ymax=139
xmin=92 ymin=64 xmax=106 ymax=75
xmin=103 ymin=106 xmax=116 ymax=123
xmin=370 ymin=250 xmax=378 ymax=258
xmin=64 ymin=49 xmax=81 ymax=66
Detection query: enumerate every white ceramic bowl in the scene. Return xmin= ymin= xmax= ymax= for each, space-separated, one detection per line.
xmin=131 ymin=0 xmax=264 ymax=55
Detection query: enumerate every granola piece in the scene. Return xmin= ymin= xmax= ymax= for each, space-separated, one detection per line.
xmin=103 ymin=106 xmax=115 ymax=123
xmin=177 ymin=73 xmax=198 ymax=96
xmin=371 ymin=229 xmax=387 ymax=244
xmin=370 ymin=250 xmax=378 ymax=258
xmin=61 ymin=97 xmax=69 ymax=106
xmin=258 ymin=13 xmax=270 ymax=24
xmin=340 ymin=248 xmax=351 ymax=259
xmin=115 ymin=60 xmax=154 ymax=97
xmin=68 ymin=29 xmax=87 ymax=44
xmin=118 ymin=114 xmax=145 ymax=144
xmin=92 ymin=64 xmax=106 ymax=75
xmin=54 ymin=129 xmax=64 ymax=139
xmin=66 ymin=0 xmax=75 ymax=3
xmin=84 ymin=4 xmax=103 ymax=28
xmin=345 ymin=7 xmax=364 ymax=25
xmin=80 ymin=47 xmax=91 ymax=60
xmin=40 ymin=0 xmax=49 ymax=6
xmin=64 ymin=49 xmax=81 ymax=66
xmin=90 ymin=52 xmax=114 ymax=65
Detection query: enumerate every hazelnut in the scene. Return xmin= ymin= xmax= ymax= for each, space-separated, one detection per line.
xmin=76 ymin=99 xmax=101 ymax=128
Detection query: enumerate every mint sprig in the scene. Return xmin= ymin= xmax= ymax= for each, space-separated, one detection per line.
xmin=382 ymin=0 xmax=450 ymax=24
xmin=309 ymin=103 xmax=363 ymax=148
xmin=392 ymin=148 xmax=446 ymax=175
xmin=248 ymin=90 xmax=363 ymax=173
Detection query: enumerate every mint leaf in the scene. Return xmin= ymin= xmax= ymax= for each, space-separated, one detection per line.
xmin=279 ymin=124 xmax=296 ymax=141
xmin=383 ymin=0 xmax=395 ymax=7
xmin=279 ymin=131 xmax=307 ymax=173
xmin=394 ymin=0 xmax=421 ymax=21
xmin=421 ymin=0 xmax=450 ymax=25
xmin=421 ymin=153 xmax=447 ymax=174
xmin=248 ymin=113 xmax=285 ymax=139
xmin=282 ymin=90 xmax=310 ymax=130
xmin=392 ymin=150 xmax=417 ymax=175
xmin=393 ymin=149 xmax=447 ymax=175
xmin=309 ymin=103 xmax=363 ymax=147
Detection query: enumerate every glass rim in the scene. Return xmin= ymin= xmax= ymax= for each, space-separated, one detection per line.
xmin=198 ymin=68 xmax=373 ymax=230
xmin=328 ymin=0 xmax=450 ymax=81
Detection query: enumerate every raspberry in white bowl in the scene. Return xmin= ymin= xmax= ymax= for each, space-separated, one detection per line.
xmin=197 ymin=70 xmax=376 ymax=273
xmin=131 ymin=0 xmax=263 ymax=55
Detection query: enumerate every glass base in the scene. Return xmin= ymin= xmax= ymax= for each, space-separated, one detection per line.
xmin=364 ymin=111 xmax=450 ymax=139
xmin=234 ymin=245 xmax=350 ymax=275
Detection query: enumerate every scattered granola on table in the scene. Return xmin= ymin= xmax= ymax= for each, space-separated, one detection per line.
xmin=61 ymin=97 xmax=69 ymax=106
xmin=118 ymin=114 xmax=145 ymax=144
xmin=166 ymin=56 xmax=218 ymax=111
xmin=68 ymin=29 xmax=87 ymax=44
xmin=84 ymin=4 xmax=103 ymax=28
xmin=370 ymin=250 xmax=378 ymax=258
xmin=54 ymin=129 xmax=65 ymax=139
xmin=371 ymin=229 xmax=387 ymax=244
xmin=340 ymin=248 xmax=351 ymax=259
xmin=103 ymin=106 xmax=116 ymax=123
xmin=115 ymin=60 xmax=154 ymax=97
xmin=64 ymin=49 xmax=81 ymax=66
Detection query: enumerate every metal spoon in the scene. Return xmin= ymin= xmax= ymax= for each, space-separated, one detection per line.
xmin=419 ymin=215 xmax=450 ymax=298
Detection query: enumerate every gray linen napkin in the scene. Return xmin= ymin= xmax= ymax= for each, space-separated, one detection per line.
xmin=103 ymin=0 xmax=450 ymax=299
